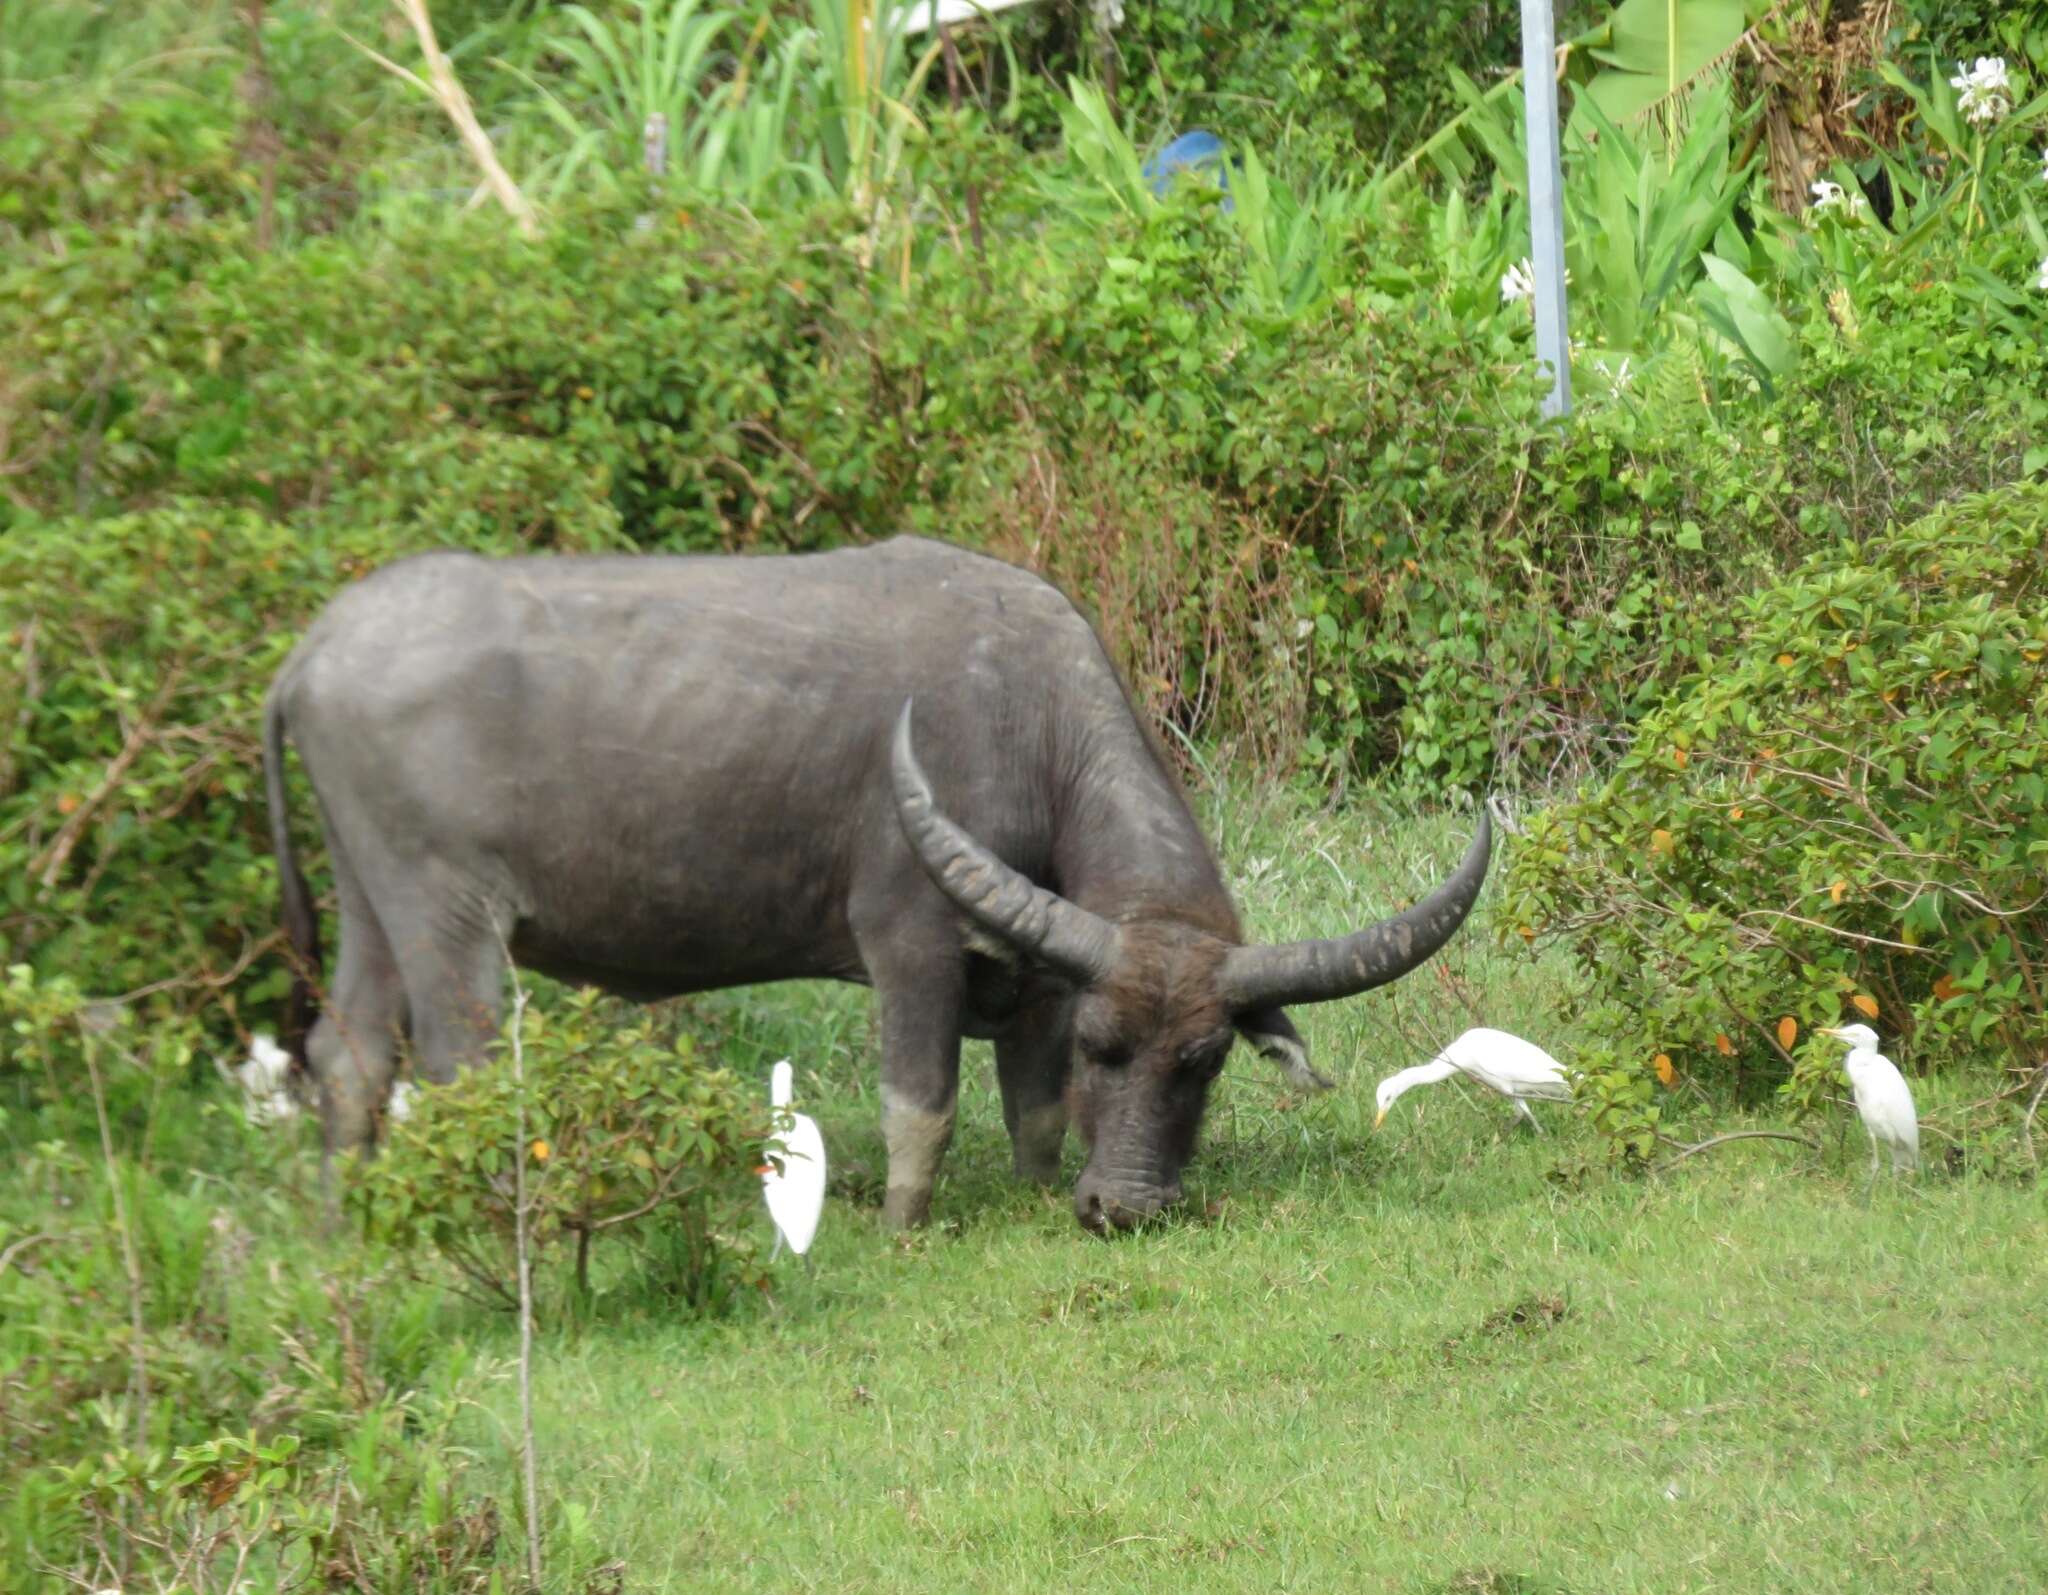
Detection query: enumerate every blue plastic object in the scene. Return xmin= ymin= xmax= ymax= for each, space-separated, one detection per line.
xmin=1142 ymin=130 xmax=1231 ymax=205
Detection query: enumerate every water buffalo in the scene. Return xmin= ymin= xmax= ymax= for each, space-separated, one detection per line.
xmin=263 ymin=537 xmax=1489 ymax=1232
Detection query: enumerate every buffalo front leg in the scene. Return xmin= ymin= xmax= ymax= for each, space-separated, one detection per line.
xmin=870 ymin=976 xmax=964 ymax=1230
xmin=995 ymin=1000 xmax=1073 ymax=1185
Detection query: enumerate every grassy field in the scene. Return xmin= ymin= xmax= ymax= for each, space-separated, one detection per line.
xmin=475 ymin=791 xmax=2047 ymax=1594
xmin=8 ymin=790 xmax=2044 ymax=1592
xmin=503 ymin=1125 xmax=2047 ymax=1594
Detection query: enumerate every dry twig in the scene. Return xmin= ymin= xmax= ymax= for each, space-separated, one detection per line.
xmin=2021 ymin=1064 xmax=2048 ymax=1177
xmin=82 ymin=1032 xmax=151 ymax=1463
xmin=502 ymin=940 xmax=544 ymax=1589
xmin=0 ymin=1230 xmax=55 ymax=1281
xmin=30 ymin=670 xmax=183 ymax=893
xmin=347 ymin=0 xmax=539 ymax=239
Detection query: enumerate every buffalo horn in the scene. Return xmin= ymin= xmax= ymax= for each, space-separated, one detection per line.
xmin=1219 ymin=811 xmax=1492 ymax=1011
xmin=889 ymin=701 xmax=1121 ymax=984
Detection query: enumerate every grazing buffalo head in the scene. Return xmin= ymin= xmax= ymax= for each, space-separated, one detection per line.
xmin=889 ymin=707 xmax=1491 ymax=1234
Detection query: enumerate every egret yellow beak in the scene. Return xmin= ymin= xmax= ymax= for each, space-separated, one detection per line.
xmin=1372 ymin=1107 xmax=1387 ymax=1131
xmin=1819 ymin=1026 xmax=1844 ymax=1039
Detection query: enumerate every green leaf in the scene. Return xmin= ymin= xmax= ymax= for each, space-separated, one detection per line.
xmin=1696 ymin=255 xmax=1797 ymax=388
xmin=1580 ymin=0 xmax=1750 ymax=127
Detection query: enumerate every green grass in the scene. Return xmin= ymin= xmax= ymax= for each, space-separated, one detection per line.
xmin=504 ymin=1145 xmax=2047 ymax=1593
xmin=7 ymin=786 xmax=2045 ymax=1592
xmin=479 ymin=789 xmax=2048 ymax=1593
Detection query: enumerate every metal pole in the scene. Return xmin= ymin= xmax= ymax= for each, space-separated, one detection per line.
xmin=644 ymin=111 xmax=669 ymax=178
xmin=1520 ymin=0 xmax=1570 ymax=417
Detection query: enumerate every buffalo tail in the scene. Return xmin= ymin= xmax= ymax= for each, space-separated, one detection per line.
xmin=261 ymin=678 xmax=320 ymax=1078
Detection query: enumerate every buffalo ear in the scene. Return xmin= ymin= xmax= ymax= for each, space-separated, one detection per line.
xmin=1235 ymin=1008 xmax=1333 ymax=1092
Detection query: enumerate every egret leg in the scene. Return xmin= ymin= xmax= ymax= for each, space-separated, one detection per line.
xmin=1513 ymin=1098 xmax=1544 ymax=1133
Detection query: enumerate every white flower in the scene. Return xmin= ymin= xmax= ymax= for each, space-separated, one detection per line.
xmin=1807 ymin=179 xmax=1867 ymax=221
xmin=1949 ymin=56 xmax=2013 ymax=125
xmin=1091 ymin=0 xmax=1124 ymax=29
xmin=2036 ymin=256 xmax=2048 ymax=292
xmin=236 ymin=1035 xmax=301 ymax=1128
xmin=1587 ymin=354 xmax=1633 ymax=393
xmin=1500 ymin=256 xmax=1571 ymax=306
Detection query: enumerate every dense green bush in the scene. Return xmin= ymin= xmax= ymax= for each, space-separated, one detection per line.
xmin=1891 ymin=0 xmax=2048 ymax=73
xmin=355 ymin=990 xmax=770 ymax=1313
xmin=0 ymin=0 xmax=467 ymax=246
xmin=6 ymin=7 xmax=2046 ymax=1063
xmin=55 ymin=1428 xmax=506 ymax=1595
xmin=1102 ymin=0 xmax=1610 ymax=167
xmin=0 ymin=506 xmax=421 ymax=1008
xmin=1503 ymin=480 xmax=2048 ymax=1131
xmin=0 ymin=966 xmax=514 ymax=1591
xmin=8 ymin=165 xmax=2047 ymax=1031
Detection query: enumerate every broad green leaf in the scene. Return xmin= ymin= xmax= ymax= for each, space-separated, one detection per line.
xmin=1580 ymin=0 xmax=1749 ymax=127
xmin=1697 ymin=254 xmax=1796 ymax=386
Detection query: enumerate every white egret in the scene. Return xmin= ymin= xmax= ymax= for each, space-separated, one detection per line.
xmin=237 ymin=1034 xmax=300 ymax=1127
xmin=762 ymin=1059 xmax=826 ymax=1258
xmin=1820 ymin=1023 xmax=1919 ymax=1188
xmin=1374 ymin=1027 xmax=1572 ymax=1133
xmin=387 ymin=1080 xmax=416 ymax=1124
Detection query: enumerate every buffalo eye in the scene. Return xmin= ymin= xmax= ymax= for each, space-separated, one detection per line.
xmin=1078 ymin=1026 xmax=1129 ymax=1068
xmin=1176 ymin=1034 xmax=1231 ymax=1079
xmin=1075 ymin=1001 xmax=1135 ymax=1065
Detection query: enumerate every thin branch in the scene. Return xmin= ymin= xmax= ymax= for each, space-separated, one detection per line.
xmin=2021 ymin=1064 xmax=2048 ymax=1178
xmin=30 ymin=670 xmax=183 ymax=893
xmin=1773 ymin=715 xmax=1939 ymax=803
xmin=1865 ymin=870 xmax=2048 ymax=922
xmin=82 ymin=1031 xmax=151 ymax=1459
xmin=1734 ymin=909 xmax=1928 ymax=955
xmin=501 ymin=940 xmax=544 ymax=1590
xmin=349 ymin=0 xmax=538 ymax=239
xmin=0 ymin=1231 xmax=54 ymax=1281
xmin=586 ymin=1160 xmax=691 ymax=1233
xmin=110 ymin=928 xmax=284 ymax=1005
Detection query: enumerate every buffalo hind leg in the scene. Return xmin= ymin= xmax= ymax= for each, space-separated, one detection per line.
xmin=309 ymin=860 xmax=406 ymax=1159
xmin=995 ymin=999 xmax=1073 ymax=1185
xmin=393 ymin=898 xmax=509 ymax=1089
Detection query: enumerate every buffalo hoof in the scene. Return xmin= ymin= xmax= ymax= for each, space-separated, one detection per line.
xmin=882 ymin=1186 xmax=933 ymax=1230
